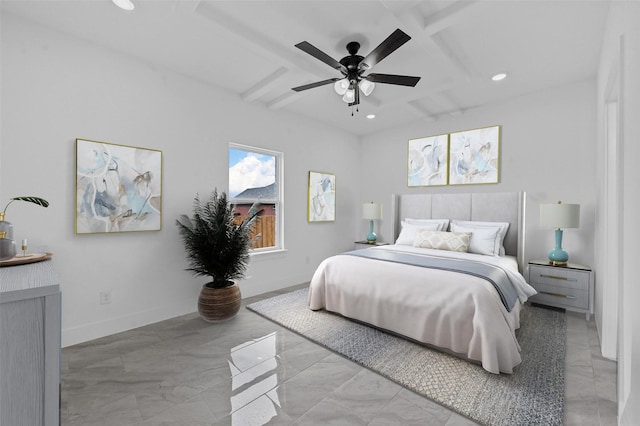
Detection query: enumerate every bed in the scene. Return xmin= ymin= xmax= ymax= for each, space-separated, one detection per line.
xmin=308 ymin=192 xmax=537 ymax=374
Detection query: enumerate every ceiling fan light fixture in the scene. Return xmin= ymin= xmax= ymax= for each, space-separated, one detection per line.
xmin=291 ymin=29 xmax=420 ymax=112
xmin=359 ymin=79 xmax=375 ymax=96
xmin=112 ymin=0 xmax=135 ymax=11
xmin=342 ymin=88 xmax=355 ymax=103
xmin=334 ymin=78 xmax=349 ymax=95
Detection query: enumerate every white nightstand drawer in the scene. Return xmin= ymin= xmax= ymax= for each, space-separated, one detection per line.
xmin=527 ymin=260 xmax=593 ymax=320
xmin=529 ymin=265 xmax=589 ymax=291
xmin=529 ymin=283 xmax=589 ymax=310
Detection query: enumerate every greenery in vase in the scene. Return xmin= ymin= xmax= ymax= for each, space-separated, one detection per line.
xmin=176 ymin=190 xmax=263 ymax=289
xmin=1 ymin=196 xmax=49 ymax=218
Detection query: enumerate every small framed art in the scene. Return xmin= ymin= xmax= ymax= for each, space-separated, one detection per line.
xmin=75 ymin=138 xmax=162 ymax=234
xmin=307 ymin=171 xmax=335 ymax=222
xmin=448 ymin=125 xmax=500 ymax=185
xmin=408 ymin=133 xmax=449 ymax=187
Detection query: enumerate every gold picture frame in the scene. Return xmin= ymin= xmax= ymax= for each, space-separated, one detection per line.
xmin=307 ymin=171 xmax=335 ymax=222
xmin=75 ymin=138 xmax=162 ymax=234
xmin=448 ymin=125 xmax=500 ymax=185
xmin=407 ymin=133 xmax=449 ymax=187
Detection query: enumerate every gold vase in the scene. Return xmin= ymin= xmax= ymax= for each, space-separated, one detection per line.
xmin=0 ymin=213 xmax=17 ymax=260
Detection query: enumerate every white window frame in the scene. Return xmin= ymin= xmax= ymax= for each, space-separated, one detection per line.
xmin=229 ymin=143 xmax=285 ymax=255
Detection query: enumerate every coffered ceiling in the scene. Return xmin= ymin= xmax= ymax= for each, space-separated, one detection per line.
xmin=1 ymin=0 xmax=610 ymax=136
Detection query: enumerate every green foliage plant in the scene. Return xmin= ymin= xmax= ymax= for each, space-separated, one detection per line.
xmin=2 ymin=196 xmax=50 ymax=214
xmin=176 ymin=190 xmax=263 ymax=289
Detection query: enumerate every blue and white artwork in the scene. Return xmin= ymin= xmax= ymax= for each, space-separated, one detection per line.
xmin=308 ymin=171 xmax=335 ymax=222
xmin=449 ymin=126 xmax=500 ymax=185
xmin=76 ymin=139 xmax=162 ymax=234
xmin=408 ymin=134 xmax=449 ymax=187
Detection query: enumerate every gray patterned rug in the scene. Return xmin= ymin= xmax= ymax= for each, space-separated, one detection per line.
xmin=247 ymin=288 xmax=566 ymax=426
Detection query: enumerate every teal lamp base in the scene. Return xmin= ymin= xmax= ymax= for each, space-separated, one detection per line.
xmin=366 ymin=219 xmax=377 ymax=243
xmin=548 ymin=228 xmax=569 ymax=266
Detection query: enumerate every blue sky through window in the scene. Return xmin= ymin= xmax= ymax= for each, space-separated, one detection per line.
xmin=229 ymin=148 xmax=276 ymax=197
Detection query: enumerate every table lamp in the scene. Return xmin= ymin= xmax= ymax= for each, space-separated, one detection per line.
xmin=539 ymin=201 xmax=580 ymax=266
xmin=362 ymin=202 xmax=382 ymax=243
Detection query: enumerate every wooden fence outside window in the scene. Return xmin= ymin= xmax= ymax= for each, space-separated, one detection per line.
xmin=234 ymin=215 xmax=275 ymax=248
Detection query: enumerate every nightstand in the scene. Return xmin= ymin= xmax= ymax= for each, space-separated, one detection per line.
xmin=527 ymin=260 xmax=594 ymax=320
xmin=354 ymin=241 xmax=389 ymax=250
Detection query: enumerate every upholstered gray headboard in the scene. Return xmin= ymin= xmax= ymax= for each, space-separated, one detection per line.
xmin=391 ymin=192 xmax=526 ymax=272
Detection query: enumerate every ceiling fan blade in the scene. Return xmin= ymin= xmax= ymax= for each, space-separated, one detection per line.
xmin=292 ymin=78 xmax=340 ymax=92
xmin=359 ymin=29 xmax=411 ymax=71
xmin=295 ymin=41 xmax=347 ymax=73
xmin=366 ymin=73 xmax=421 ymax=87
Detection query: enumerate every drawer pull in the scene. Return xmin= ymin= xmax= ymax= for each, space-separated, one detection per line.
xmin=540 ymin=274 xmax=577 ymax=282
xmin=540 ymin=291 xmax=577 ymax=300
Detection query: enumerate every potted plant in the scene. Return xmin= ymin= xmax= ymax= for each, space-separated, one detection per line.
xmin=176 ymin=190 xmax=262 ymax=322
xmin=0 ymin=196 xmax=49 ymax=261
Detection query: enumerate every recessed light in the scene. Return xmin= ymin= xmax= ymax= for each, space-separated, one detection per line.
xmin=112 ymin=0 xmax=135 ymax=11
xmin=366 ymin=114 xmax=376 ymax=119
xmin=492 ymin=73 xmax=507 ymax=82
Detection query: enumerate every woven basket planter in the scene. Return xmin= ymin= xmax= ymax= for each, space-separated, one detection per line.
xmin=198 ymin=282 xmax=241 ymax=323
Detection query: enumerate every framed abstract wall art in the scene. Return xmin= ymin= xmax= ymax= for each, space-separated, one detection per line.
xmin=407 ymin=133 xmax=449 ymax=187
xmin=75 ymin=138 xmax=162 ymax=234
xmin=307 ymin=171 xmax=335 ymax=222
xmin=448 ymin=125 xmax=500 ymax=185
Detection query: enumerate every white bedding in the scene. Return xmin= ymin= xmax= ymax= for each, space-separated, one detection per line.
xmin=308 ymin=245 xmax=537 ymax=374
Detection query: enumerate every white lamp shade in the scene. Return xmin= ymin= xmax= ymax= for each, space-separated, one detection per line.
xmin=359 ymin=79 xmax=375 ymax=96
xmin=334 ymin=79 xmax=349 ymax=95
xmin=540 ymin=202 xmax=580 ymax=228
xmin=112 ymin=0 xmax=135 ymax=10
xmin=342 ymin=89 xmax=355 ymax=103
xmin=362 ymin=203 xmax=382 ymax=220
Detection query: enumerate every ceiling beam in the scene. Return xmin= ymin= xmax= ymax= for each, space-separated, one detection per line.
xmin=422 ymin=0 xmax=482 ymax=36
xmin=267 ymin=90 xmax=303 ymax=110
xmin=169 ymin=0 xmax=201 ymax=13
xmin=430 ymin=32 xmax=475 ymax=82
xmin=196 ymin=2 xmax=342 ymax=108
xmin=432 ymin=91 xmax=465 ymax=117
xmin=406 ymin=100 xmax=436 ymax=122
xmin=241 ymin=67 xmax=289 ymax=102
xmin=377 ymin=0 xmax=473 ymax=82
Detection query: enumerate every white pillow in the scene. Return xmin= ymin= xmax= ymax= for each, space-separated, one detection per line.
xmin=450 ymin=224 xmax=500 ymax=256
xmin=395 ymin=222 xmax=441 ymax=245
xmin=451 ymin=220 xmax=510 ymax=255
xmin=403 ymin=218 xmax=449 ymax=232
xmin=413 ymin=230 xmax=470 ymax=253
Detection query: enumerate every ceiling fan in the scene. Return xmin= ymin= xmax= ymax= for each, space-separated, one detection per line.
xmin=291 ymin=28 xmax=421 ymax=111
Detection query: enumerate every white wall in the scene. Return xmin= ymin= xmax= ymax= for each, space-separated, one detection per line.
xmin=0 ymin=15 xmax=361 ymax=347
xmin=597 ymin=2 xmax=640 ymax=424
xmin=359 ymin=79 xmax=597 ymax=271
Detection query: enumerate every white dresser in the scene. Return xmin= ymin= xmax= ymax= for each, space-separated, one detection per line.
xmin=527 ymin=260 xmax=594 ymax=320
xmin=0 ymin=260 xmax=61 ymax=426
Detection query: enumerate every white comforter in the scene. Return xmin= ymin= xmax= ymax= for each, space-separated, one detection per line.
xmin=308 ymin=245 xmax=537 ymax=374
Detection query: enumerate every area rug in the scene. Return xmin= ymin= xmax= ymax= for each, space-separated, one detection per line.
xmin=246 ymin=288 xmax=565 ymax=426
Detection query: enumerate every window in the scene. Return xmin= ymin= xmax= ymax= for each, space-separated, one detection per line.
xmin=229 ymin=144 xmax=283 ymax=252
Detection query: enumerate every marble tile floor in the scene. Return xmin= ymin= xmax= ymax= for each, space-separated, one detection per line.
xmin=61 ymin=283 xmax=618 ymax=425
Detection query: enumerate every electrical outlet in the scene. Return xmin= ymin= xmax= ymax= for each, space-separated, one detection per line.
xmin=99 ymin=291 xmax=111 ymax=305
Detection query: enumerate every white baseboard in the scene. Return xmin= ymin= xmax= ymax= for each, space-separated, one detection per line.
xmin=61 ymin=279 xmax=310 ymax=348
xmin=61 ymin=300 xmax=196 ymax=347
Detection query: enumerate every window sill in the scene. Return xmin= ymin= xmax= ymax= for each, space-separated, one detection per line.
xmin=250 ymin=248 xmax=288 ymax=261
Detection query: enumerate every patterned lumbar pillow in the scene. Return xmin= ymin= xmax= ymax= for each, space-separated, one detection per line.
xmin=413 ymin=230 xmax=471 ymax=252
